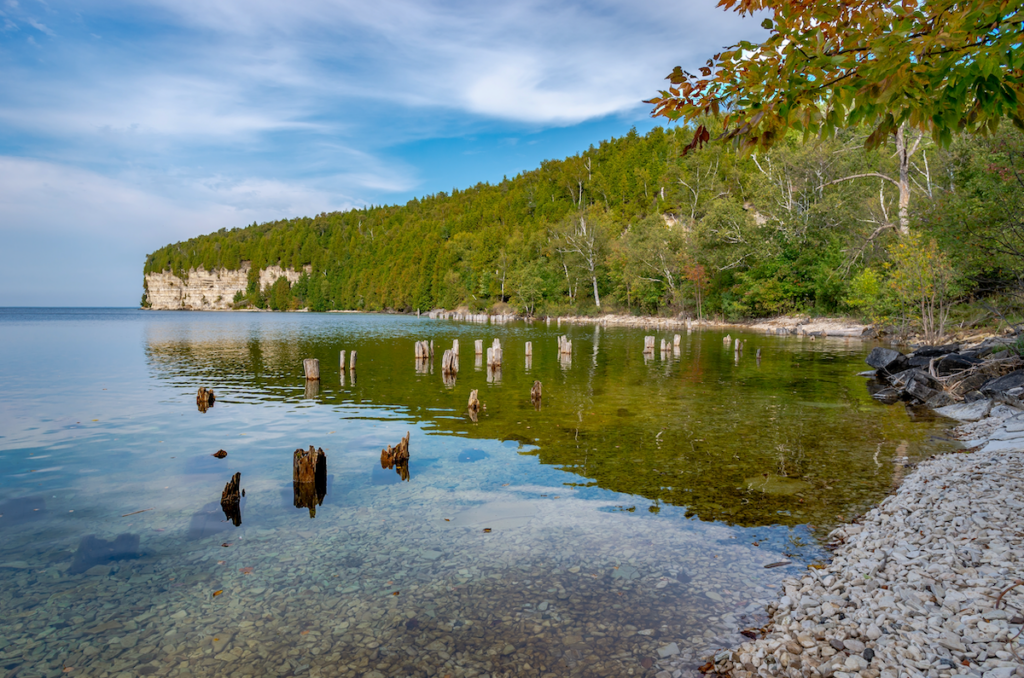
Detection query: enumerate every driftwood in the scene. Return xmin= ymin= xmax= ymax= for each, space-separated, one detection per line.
xmin=303 ymin=358 xmax=320 ymax=380
xmin=380 ymin=432 xmax=411 ymax=480
xmin=293 ymin=446 xmax=327 ymax=518
xmin=221 ymin=472 xmax=242 ymax=527
xmin=197 ymin=387 xmax=216 ymax=412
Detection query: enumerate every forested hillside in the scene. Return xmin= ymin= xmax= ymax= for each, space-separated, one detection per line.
xmin=143 ymin=123 xmax=1024 ymax=330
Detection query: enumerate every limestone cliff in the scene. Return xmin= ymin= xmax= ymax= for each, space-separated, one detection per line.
xmin=144 ymin=263 xmax=309 ymax=310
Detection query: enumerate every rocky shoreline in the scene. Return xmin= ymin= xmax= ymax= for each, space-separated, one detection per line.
xmin=688 ymin=342 xmax=1024 ymax=678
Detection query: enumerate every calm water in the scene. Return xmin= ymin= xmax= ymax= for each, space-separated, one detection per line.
xmin=0 ymin=309 xmax=956 ymax=678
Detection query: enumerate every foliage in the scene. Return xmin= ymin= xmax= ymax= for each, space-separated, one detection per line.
xmin=648 ymin=1 xmax=1024 ymax=153
xmin=886 ymin=232 xmax=960 ymax=340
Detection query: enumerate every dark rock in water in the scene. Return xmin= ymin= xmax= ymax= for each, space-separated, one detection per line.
xmin=925 ymin=392 xmax=956 ymax=408
xmin=866 ymin=347 xmax=908 ymax=375
xmin=981 ymin=370 xmax=1024 ymax=395
xmin=911 ymin=343 xmax=960 ymax=357
xmin=187 ymin=500 xmax=244 ymax=540
xmin=904 ymin=374 xmax=940 ymax=403
xmin=69 ymin=534 xmax=140 ymax=574
xmin=0 ymin=495 xmax=45 ymax=526
xmin=458 ymin=448 xmax=489 ymax=463
xmin=866 ymin=380 xmax=900 ymax=404
xmin=888 ymin=368 xmax=935 ymax=389
xmin=212 ymin=450 xmax=227 ymax=459
xmin=936 ymin=353 xmax=981 ymax=376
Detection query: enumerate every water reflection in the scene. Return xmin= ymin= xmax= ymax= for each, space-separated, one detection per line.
xmin=68 ymin=533 xmax=140 ymax=574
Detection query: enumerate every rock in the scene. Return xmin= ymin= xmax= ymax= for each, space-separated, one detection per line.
xmin=829 ymin=639 xmax=845 ymax=651
xmin=866 ymin=348 xmax=908 ymax=375
xmin=657 ymin=643 xmax=680 ymax=658
xmin=965 ymin=390 xmax=988 ymax=402
xmin=981 ymin=370 xmax=1024 ymax=395
xmin=911 ymin=343 xmax=960 ymax=357
xmin=865 ymin=624 xmax=882 ymax=640
xmin=845 ymin=654 xmax=869 ymax=671
xmin=925 ymin=392 xmax=956 ymax=408
xmin=935 ymin=399 xmax=992 ymax=421
xmin=937 ymin=353 xmax=981 ymax=376
xmin=501 ymin=643 xmax=515 ymax=656
xmin=904 ymin=374 xmax=939 ymax=403
xmin=843 ymin=638 xmax=865 ymax=653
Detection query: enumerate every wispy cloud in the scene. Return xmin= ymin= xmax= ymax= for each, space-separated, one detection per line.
xmin=0 ymin=0 xmax=766 ymax=304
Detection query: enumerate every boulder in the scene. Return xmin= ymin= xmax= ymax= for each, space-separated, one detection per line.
xmin=889 ymin=368 xmax=939 ymax=390
xmin=981 ymin=370 xmax=1024 ymax=396
xmin=925 ymin=392 xmax=956 ymax=408
xmin=866 ymin=347 xmax=908 ymax=374
xmin=904 ymin=372 xmax=940 ymax=403
xmin=911 ymin=343 xmax=960 ymax=357
xmin=934 ymin=399 xmax=992 ymax=422
xmin=907 ymin=355 xmax=934 ymax=369
xmin=936 ymin=353 xmax=981 ymax=376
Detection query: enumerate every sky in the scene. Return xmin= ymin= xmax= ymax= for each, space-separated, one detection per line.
xmin=0 ymin=0 xmax=766 ymax=306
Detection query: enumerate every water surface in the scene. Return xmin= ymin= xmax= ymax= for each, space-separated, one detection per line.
xmin=0 ymin=309 xmax=955 ymax=678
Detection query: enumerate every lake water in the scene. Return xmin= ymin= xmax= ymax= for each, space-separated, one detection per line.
xmin=0 ymin=309 xmax=957 ymax=678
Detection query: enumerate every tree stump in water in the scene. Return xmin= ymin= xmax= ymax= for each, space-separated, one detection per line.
xmin=643 ymin=336 xmax=655 ymax=353
xmin=197 ymin=387 xmax=216 ymax=412
xmin=531 ymin=380 xmax=542 ymax=406
xmin=380 ymin=432 xmax=411 ymax=481
xmin=339 ymin=350 xmax=347 ymax=370
xmin=441 ymin=349 xmax=458 ymax=376
xmin=349 ymin=351 xmax=357 ymax=370
xmin=723 ymin=334 xmax=732 ymax=345
xmin=674 ymin=334 xmax=681 ymax=348
xmin=212 ymin=449 xmax=227 ymax=459
xmin=221 ymin=472 xmax=242 ymax=527
xmin=452 ymin=339 xmax=460 ymax=357
xmin=303 ymin=358 xmax=320 ymax=380
xmin=475 ymin=339 xmax=483 ymax=355
xmin=293 ymin=446 xmax=328 ymax=518
xmin=468 ymin=389 xmax=481 ymax=414
xmin=525 ymin=341 xmax=533 ymax=356
xmin=558 ymin=335 xmax=572 ymax=355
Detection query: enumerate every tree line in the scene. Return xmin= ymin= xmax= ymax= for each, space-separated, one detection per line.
xmin=143 ymin=123 xmax=1024 ymax=332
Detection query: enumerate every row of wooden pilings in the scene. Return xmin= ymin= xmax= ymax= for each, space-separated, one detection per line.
xmin=302 ymin=350 xmax=357 ymax=381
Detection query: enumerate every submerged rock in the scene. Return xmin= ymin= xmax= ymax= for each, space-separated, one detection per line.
xmin=935 ymin=399 xmax=993 ymax=422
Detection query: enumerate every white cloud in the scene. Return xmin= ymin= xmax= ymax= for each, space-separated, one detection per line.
xmin=26 ymin=17 xmax=53 ymax=35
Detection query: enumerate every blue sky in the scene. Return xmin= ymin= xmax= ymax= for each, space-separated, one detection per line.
xmin=0 ymin=0 xmax=765 ymax=306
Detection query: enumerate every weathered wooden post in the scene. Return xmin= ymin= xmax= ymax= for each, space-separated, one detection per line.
xmin=525 ymin=341 xmax=533 ymax=356
xmin=349 ymin=351 xmax=357 ymax=370
xmin=293 ymin=446 xmax=328 ymax=518
xmin=221 ymin=472 xmax=242 ymax=526
xmin=643 ymin=336 xmax=655 ymax=353
xmin=492 ymin=338 xmax=501 ymax=351
xmin=674 ymin=334 xmax=681 ymax=348
xmin=723 ymin=334 xmax=732 ymax=346
xmin=452 ymin=339 xmax=460 ymax=357
xmin=197 ymin=387 xmax=216 ymax=412
xmin=339 ymin=350 xmax=347 ymax=371
xmin=475 ymin=339 xmax=483 ymax=355
xmin=303 ymin=358 xmax=320 ymax=381
xmin=380 ymin=432 xmax=410 ymax=472
xmin=734 ymin=338 xmax=741 ymax=351
xmin=429 ymin=340 xmax=434 ymax=357
xmin=304 ymin=380 xmax=319 ymax=399
xmin=468 ymin=389 xmax=480 ymax=414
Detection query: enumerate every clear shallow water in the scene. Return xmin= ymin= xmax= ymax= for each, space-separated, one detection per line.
xmin=0 ymin=309 xmax=956 ymax=678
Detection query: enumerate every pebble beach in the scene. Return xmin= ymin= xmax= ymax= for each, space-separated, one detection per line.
xmin=699 ymin=405 xmax=1024 ymax=678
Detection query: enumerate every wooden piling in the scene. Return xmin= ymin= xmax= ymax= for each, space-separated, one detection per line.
xmin=303 ymin=359 xmax=320 ymax=381
xmin=643 ymin=336 xmax=655 ymax=353
xmin=525 ymin=341 xmax=532 ymax=356
xmin=339 ymin=350 xmax=347 ymax=370
xmin=475 ymin=339 xmax=483 ymax=355
xmin=349 ymin=351 xmax=357 ymax=370
xmin=468 ymin=389 xmax=480 ymax=414
xmin=452 ymin=339 xmax=460 ymax=357
xmin=197 ymin=387 xmax=216 ymax=412
xmin=673 ymin=334 xmax=681 ymax=347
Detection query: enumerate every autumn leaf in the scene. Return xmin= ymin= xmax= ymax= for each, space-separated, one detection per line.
xmin=239 ymin=566 xmax=254 ymax=574
xmin=212 ymin=590 xmax=223 ymax=597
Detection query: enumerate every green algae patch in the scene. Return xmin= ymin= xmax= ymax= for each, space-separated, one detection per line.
xmin=743 ymin=475 xmax=813 ymax=496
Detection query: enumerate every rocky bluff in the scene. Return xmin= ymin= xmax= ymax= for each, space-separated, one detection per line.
xmin=143 ymin=263 xmax=309 ymax=310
